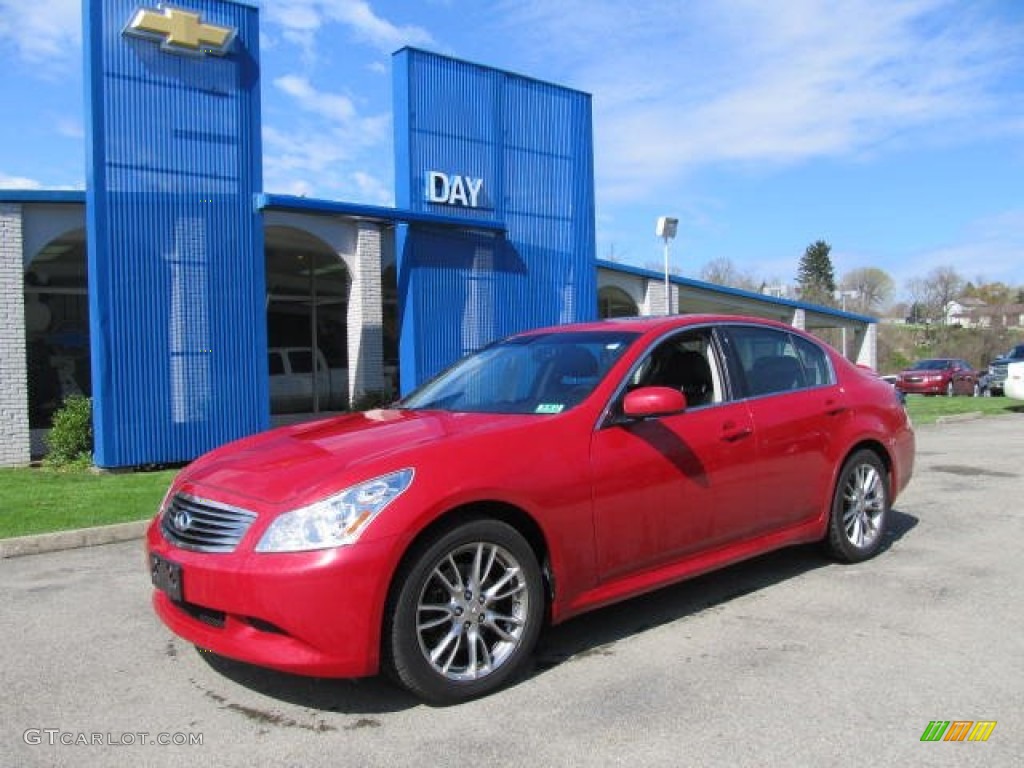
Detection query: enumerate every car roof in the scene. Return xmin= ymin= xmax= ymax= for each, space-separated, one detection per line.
xmin=516 ymin=314 xmax=798 ymax=338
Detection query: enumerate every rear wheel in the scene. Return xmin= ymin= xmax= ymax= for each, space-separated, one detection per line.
xmin=826 ymin=450 xmax=890 ymax=563
xmin=385 ymin=519 xmax=544 ymax=704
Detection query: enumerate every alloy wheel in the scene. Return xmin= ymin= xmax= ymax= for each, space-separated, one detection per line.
xmin=840 ymin=462 xmax=885 ymax=550
xmin=415 ymin=541 xmax=531 ymax=682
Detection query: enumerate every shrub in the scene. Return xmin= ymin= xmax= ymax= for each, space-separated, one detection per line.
xmin=44 ymin=395 xmax=93 ymax=468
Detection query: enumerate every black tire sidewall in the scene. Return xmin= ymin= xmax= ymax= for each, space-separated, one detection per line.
xmin=386 ymin=519 xmax=544 ymax=704
xmin=827 ymin=450 xmax=890 ymax=563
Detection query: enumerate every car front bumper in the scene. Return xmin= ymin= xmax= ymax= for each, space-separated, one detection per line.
xmin=896 ymin=381 xmax=946 ymax=395
xmin=146 ymin=519 xmax=395 ymax=678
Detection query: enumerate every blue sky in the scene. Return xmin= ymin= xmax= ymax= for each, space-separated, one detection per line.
xmin=1 ymin=0 xmax=1023 ymax=300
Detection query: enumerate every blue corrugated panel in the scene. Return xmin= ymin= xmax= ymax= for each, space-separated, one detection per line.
xmin=393 ymin=49 xmax=597 ymax=392
xmin=84 ymin=0 xmax=266 ymax=467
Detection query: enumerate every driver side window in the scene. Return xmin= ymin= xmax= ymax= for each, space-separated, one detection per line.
xmin=632 ymin=330 xmax=722 ymax=408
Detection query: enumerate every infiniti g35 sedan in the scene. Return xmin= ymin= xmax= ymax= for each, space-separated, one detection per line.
xmin=147 ymin=315 xmax=915 ymax=704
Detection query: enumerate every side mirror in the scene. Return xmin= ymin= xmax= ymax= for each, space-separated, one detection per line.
xmin=622 ymin=387 xmax=687 ymax=419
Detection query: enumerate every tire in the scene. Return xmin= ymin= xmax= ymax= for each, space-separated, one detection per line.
xmin=826 ymin=450 xmax=890 ymax=563
xmin=385 ymin=519 xmax=544 ymax=704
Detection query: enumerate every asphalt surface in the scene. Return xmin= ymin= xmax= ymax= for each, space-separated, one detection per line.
xmin=1 ymin=414 xmax=1022 ymax=767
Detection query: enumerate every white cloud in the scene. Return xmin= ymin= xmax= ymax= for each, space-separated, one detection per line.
xmin=327 ymin=0 xmax=433 ymax=51
xmin=496 ymin=0 xmax=1024 ymax=202
xmin=901 ymin=209 xmax=1024 ymax=290
xmin=261 ymin=72 xmax=394 ymax=206
xmin=349 ymin=170 xmax=391 ymax=205
xmin=261 ymin=1 xmax=434 ymax=58
xmin=0 ymin=173 xmax=43 ymax=189
xmin=274 ymin=75 xmax=357 ymax=123
xmin=55 ymin=117 xmax=84 ymax=139
xmin=0 ymin=0 xmax=80 ymax=66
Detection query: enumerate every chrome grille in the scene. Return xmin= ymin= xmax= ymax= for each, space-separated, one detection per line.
xmin=990 ymin=362 xmax=1008 ymax=385
xmin=161 ymin=493 xmax=256 ymax=553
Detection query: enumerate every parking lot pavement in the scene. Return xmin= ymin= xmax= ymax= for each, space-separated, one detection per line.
xmin=2 ymin=415 xmax=1022 ymax=767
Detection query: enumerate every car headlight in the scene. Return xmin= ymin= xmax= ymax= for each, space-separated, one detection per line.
xmin=255 ymin=468 xmax=414 ymax=553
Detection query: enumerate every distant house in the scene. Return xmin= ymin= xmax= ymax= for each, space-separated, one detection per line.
xmin=945 ymin=298 xmax=988 ymax=327
xmin=966 ymin=304 xmax=1024 ymax=330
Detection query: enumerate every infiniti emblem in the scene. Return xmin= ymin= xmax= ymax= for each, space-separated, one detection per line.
xmin=173 ymin=508 xmax=192 ymax=533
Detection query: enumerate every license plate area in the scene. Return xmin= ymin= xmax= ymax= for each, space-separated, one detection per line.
xmin=151 ymin=553 xmax=183 ymax=602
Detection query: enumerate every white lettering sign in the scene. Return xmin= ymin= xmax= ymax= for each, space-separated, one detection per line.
xmin=426 ymin=171 xmax=484 ymax=207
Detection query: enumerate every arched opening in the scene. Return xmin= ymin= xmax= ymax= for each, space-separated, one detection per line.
xmin=265 ymin=227 xmax=351 ymax=415
xmin=23 ymin=229 xmax=90 ymax=429
xmin=598 ymin=285 xmax=639 ymax=319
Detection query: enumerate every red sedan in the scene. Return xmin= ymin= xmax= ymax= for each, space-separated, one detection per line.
xmin=895 ymin=358 xmax=980 ymax=397
xmin=147 ymin=315 xmax=915 ymax=703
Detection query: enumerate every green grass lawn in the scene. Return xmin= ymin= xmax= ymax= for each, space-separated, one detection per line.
xmin=0 ymin=467 xmax=178 ymax=539
xmin=903 ymin=393 xmax=1024 ymax=425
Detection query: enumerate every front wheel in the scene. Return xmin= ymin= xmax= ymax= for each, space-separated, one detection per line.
xmin=826 ymin=450 xmax=890 ymax=563
xmin=385 ymin=519 xmax=544 ymax=704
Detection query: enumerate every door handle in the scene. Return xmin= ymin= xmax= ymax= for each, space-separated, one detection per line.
xmin=721 ymin=422 xmax=753 ymax=442
xmin=824 ymin=399 xmax=847 ymax=416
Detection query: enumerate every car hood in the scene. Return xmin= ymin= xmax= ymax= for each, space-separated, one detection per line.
xmin=176 ymin=409 xmax=542 ymax=509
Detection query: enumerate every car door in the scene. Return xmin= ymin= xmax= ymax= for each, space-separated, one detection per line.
xmin=719 ymin=325 xmax=839 ymax=536
xmin=590 ymin=328 xmax=758 ymax=582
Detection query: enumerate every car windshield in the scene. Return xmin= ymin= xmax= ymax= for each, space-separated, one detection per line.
xmin=399 ymin=330 xmax=640 ymax=414
xmin=911 ymin=359 xmax=952 ymax=371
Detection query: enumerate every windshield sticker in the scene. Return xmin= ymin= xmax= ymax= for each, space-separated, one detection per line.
xmin=606 ymin=343 xmax=622 ymax=350
xmin=535 ymin=403 xmax=565 ymax=414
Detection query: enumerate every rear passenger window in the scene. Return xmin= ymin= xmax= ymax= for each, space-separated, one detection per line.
xmin=793 ymin=335 xmax=832 ymax=387
xmin=725 ymin=326 xmax=833 ymax=396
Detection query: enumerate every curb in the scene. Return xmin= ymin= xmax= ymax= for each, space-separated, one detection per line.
xmin=0 ymin=520 xmax=149 ymax=559
xmin=934 ymin=411 xmax=984 ymax=425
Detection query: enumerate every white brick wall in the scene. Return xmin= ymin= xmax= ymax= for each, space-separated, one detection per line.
xmin=643 ymin=278 xmax=677 ymax=316
xmin=0 ymin=204 xmax=30 ymax=466
xmin=346 ymin=222 xmax=385 ymax=403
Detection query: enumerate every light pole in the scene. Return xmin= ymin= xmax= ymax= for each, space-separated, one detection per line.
xmin=656 ymin=217 xmax=678 ymax=315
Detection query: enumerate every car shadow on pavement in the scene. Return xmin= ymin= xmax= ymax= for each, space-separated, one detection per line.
xmin=194 ymin=508 xmax=918 ymax=712
xmin=197 ymin=651 xmax=421 ymax=715
xmin=528 ymin=507 xmax=918 ymax=679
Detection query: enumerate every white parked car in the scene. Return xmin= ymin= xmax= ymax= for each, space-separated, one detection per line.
xmin=268 ymin=347 xmax=348 ymax=412
xmin=1004 ymin=360 xmax=1024 ymax=401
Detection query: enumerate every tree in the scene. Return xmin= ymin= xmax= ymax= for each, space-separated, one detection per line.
xmin=962 ymin=280 xmax=1013 ymax=306
xmin=839 ymin=267 xmax=894 ymax=314
xmin=904 ymin=266 xmax=965 ymax=324
xmin=796 ymin=240 xmax=837 ymax=305
xmin=928 ymin=266 xmax=966 ymax=322
xmin=699 ymin=257 xmax=760 ymax=291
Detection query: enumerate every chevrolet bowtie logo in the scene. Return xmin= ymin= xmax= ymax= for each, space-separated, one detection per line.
xmin=125 ymin=5 xmax=236 ymax=56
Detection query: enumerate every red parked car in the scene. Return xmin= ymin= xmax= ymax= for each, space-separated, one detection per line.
xmin=895 ymin=358 xmax=980 ymax=397
xmin=147 ymin=315 xmax=915 ymax=703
